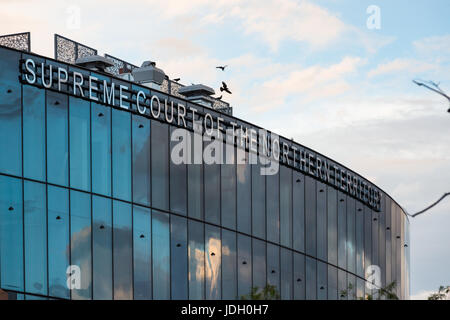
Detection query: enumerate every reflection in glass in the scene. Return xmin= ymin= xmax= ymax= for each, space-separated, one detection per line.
xmin=237 ymin=234 xmax=251 ymax=298
xmin=305 ymin=176 xmax=316 ymax=256
xmin=23 ymin=86 xmax=45 ymax=181
xmin=69 ymin=97 xmax=91 ymax=191
xmin=347 ymin=198 xmax=356 ymax=273
xmin=48 ymin=186 xmax=70 ymax=299
xmin=152 ymin=210 xmax=170 ymax=299
xmin=222 ymin=230 xmax=237 ymax=299
xmin=293 ymin=253 xmax=305 ymax=300
xmin=237 ymin=152 xmax=251 ymax=234
xmin=171 ymin=215 xmax=188 ymax=299
xmin=151 ymin=121 xmax=169 ymax=210
xmin=316 ymin=182 xmax=327 ymax=260
xmin=222 ymin=142 xmax=236 ymax=229
xmin=205 ymin=225 xmax=221 ymax=299
xmin=112 ymin=109 xmax=131 ymax=201
xmin=170 ymin=127 xmax=187 ymax=215
xmin=24 ymin=181 xmax=47 ymax=296
xmin=0 ymin=50 xmax=21 ymax=176
xmin=280 ymin=167 xmax=292 ymax=248
xmin=266 ymin=171 xmax=280 ymax=244
xmin=113 ymin=201 xmax=133 ymax=300
xmin=281 ymin=248 xmax=293 ymax=300
xmin=327 ymin=265 xmax=337 ymax=300
xmin=337 ymin=193 xmax=347 ymax=269
xmin=306 ymin=257 xmax=316 ymax=300
xmin=252 ymin=239 xmax=266 ymax=290
xmin=189 ymin=220 xmax=204 ymax=299
xmin=267 ymin=243 xmax=280 ymax=293
xmin=133 ymin=205 xmax=152 ymax=300
xmin=292 ymin=172 xmax=305 ymax=252
xmin=47 ymin=91 xmax=68 ymax=186
xmin=252 ymin=164 xmax=266 ymax=239
xmin=70 ymin=190 xmax=92 ymax=300
xmin=92 ymin=196 xmax=112 ymax=300
xmin=327 ymin=187 xmax=338 ymax=265
xmin=317 ymin=261 xmax=327 ymax=300
xmin=92 ymin=103 xmax=111 ymax=196
xmin=133 ymin=115 xmax=151 ymax=206
xmin=0 ymin=176 xmax=23 ymax=291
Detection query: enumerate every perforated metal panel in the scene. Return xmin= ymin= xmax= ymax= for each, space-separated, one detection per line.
xmin=104 ymin=54 xmax=138 ymax=76
xmin=0 ymin=32 xmax=30 ymax=52
xmin=54 ymin=34 xmax=97 ymax=64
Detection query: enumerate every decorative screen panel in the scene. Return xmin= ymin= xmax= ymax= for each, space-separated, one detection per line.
xmin=0 ymin=32 xmax=30 ymax=52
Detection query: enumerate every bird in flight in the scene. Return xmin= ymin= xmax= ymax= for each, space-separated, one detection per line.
xmin=216 ymin=95 xmax=222 ymax=100
xmin=216 ymin=65 xmax=228 ymax=71
xmin=220 ymin=81 xmax=232 ymax=94
xmin=173 ymin=78 xmax=180 ymax=82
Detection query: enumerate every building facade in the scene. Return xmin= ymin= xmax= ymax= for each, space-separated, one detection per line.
xmin=0 ymin=44 xmax=410 ymax=300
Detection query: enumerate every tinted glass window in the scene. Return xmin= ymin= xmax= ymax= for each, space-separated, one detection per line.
xmin=237 ymin=152 xmax=251 ymax=234
xmin=222 ymin=230 xmax=237 ymax=299
xmin=188 ymin=220 xmax=204 ymax=299
xmin=252 ymin=163 xmax=266 ymax=239
xmin=316 ymin=182 xmax=327 ymax=261
xmin=171 ymin=215 xmax=188 ymax=299
xmin=151 ymin=121 xmax=169 ymax=210
xmin=327 ymin=186 xmax=338 ymax=265
xmin=92 ymin=196 xmax=112 ymax=300
xmin=281 ymin=248 xmax=293 ymax=300
xmin=69 ymin=97 xmax=91 ymax=191
xmin=337 ymin=193 xmax=347 ymax=269
xmin=305 ymin=257 xmax=316 ymax=300
xmin=112 ymin=109 xmax=131 ymax=201
xmin=133 ymin=205 xmax=152 ymax=300
xmin=292 ymin=172 xmax=305 ymax=252
xmin=293 ymin=253 xmax=305 ymax=300
xmin=133 ymin=114 xmax=151 ymax=206
xmin=23 ymin=86 xmax=45 ymax=181
xmin=280 ymin=166 xmax=292 ymax=248
xmin=47 ymin=91 xmax=68 ymax=186
xmin=152 ymin=210 xmax=170 ymax=299
xmin=70 ymin=191 xmax=92 ymax=300
xmin=48 ymin=186 xmax=69 ymax=299
xmin=24 ymin=181 xmax=47 ymax=296
xmin=0 ymin=50 xmax=21 ymax=176
xmin=113 ymin=201 xmax=132 ymax=300
xmin=205 ymin=225 xmax=221 ymax=299
xmin=305 ymin=176 xmax=316 ymax=256
xmin=221 ymin=143 xmax=236 ymax=230
xmin=252 ymin=239 xmax=266 ymax=290
xmin=237 ymin=234 xmax=251 ymax=297
xmin=92 ymin=103 xmax=111 ymax=196
xmin=170 ymin=127 xmax=187 ymax=215
xmin=267 ymin=243 xmax=280 ymax=293
xmin=0 ymin=176 xmax=23 ymax=291
xmin=266 ymin=171 xmax=280 ymax=244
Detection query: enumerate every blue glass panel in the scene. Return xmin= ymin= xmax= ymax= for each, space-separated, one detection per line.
xmin=69 ymin=97 xmax=91 ymax=191
xmin=356 ymin=203 xmax=365 ymax=278
xmin=171 ymin=215 xmax=188 ymax=299
xmin=237 ymin=234 xmax=251 ymax=298
xmin=47 ymin=91 xmax=68 ymax=186
xmin=92 ymin=103 xmax=111 ymax=196
xmin=133 ymin=205 xmax=152 ymax=300
xmin=0 ymin=176 xmax=23 ymax=291
xmin=188 ymin=164 xmax=203 ymax=220
xmin=337 ymin=193 xmax=347 ymax=268
xmin=317 ymin=182 xmax=327 ymax=261
xmin=317 ymin=261 xmax=327 ymax=300
xmin=266 ymin=171 xmax=279 ymax=244
xmin=170 ymin=127 xmax=187 ymax=215
xmin=221 ymin=143 xmax=236 ymax=230
xmin=204 ymin=162 xmax=220 ymax=225
xmin=112 ymin=109 xmax=131 ymax=201
xmin=23 ymin=86 xmax=45 ymax=181
xmin=327 ymin=265 xmax=338 ymax=300
xmin=151 ymin=121 xmax=169 ymax=210
xmin=222 ymin=229 xmax=237 ymax=299
xmin=252 ymin=164 xmax=266 ymax=239
xmin=327 ymin=186 xmax=338 ymax=265
xmin=70 ymin=190 xmax=92 ymax=299
xmin=92 ymin=196 xmax=112 ymax=300
xmin=205 ymin=225 xmax=221 ymax=299
xmin=24 ymin=181 xmax=47 ymax=295
xmin=267 ymin=243 xmax=280 ymax=292
xmin=293 ymin=253 xmax=305 ymax=300
xmin=0 ymin=49 xmax=21 ymax=176
xmin=152 ymin=210 xmax=170 ymax=299
xmin=305 ymin=176 xmax=316 ymax=256
xmin=281 ymin=248 xmax=293 ymax=300
xmin=113 ymin=201 xmax=133 ymax=300
xmin=48 ymin=185 xmax=69 ymax=299
xmin=252 ymin=239 xmax=266 ymax=290
xmin=188 ymin=220 xmax=204 ymax=299
xmin=237 ymin=152 xmax=251 ymax=234
xmin=338 ymin=269 xmax=347 ymax=300
xmin=280 ymin=166 xmax=292 ymax=248
xmin=305 ymin=257 xmax=316 ymax=300
xmin=133 ymin=115 xmax=151 ymax=206
xmin=292 ymin=172 xmax=305 ymax=252
xmin=347 ymin=198 xmax=356 ymax=274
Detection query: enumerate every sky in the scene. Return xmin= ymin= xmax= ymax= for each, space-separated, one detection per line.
xmin=1 ymin=0 xmax=450 ymax=299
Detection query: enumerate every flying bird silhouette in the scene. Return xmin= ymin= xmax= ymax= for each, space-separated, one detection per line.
xmin=173 ymin=78 xmax=180 ymax=82
xmin=216 ymin=65 xmax=228 ymax=71
xmin=220 ymin=81 xmax=232 ymax=94
xmin=216 ymin=95 xmax=222 ymax=100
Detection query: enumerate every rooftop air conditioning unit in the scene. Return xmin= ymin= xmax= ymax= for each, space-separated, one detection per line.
xmin=75 ymin=55 xmax=114 ymax=73
xmin=178 ymin=84 xmax=215 ymax=108
xmin=132 ymin=61 xmax=165 ymax=90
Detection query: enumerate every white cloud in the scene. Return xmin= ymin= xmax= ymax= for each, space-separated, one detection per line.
xmin=368 ymin=58 xmax=437 ymax=77
xmin=413 ymin=34 xmax=450 ymax=57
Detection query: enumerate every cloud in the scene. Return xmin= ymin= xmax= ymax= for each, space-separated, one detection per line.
xmin=368 ymin=58 xmax=437 ymax=78
xmin=413 ymin=34 xmax=450 ymax=57
xmin=411 ymin=290 xmax=433 ymax=300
